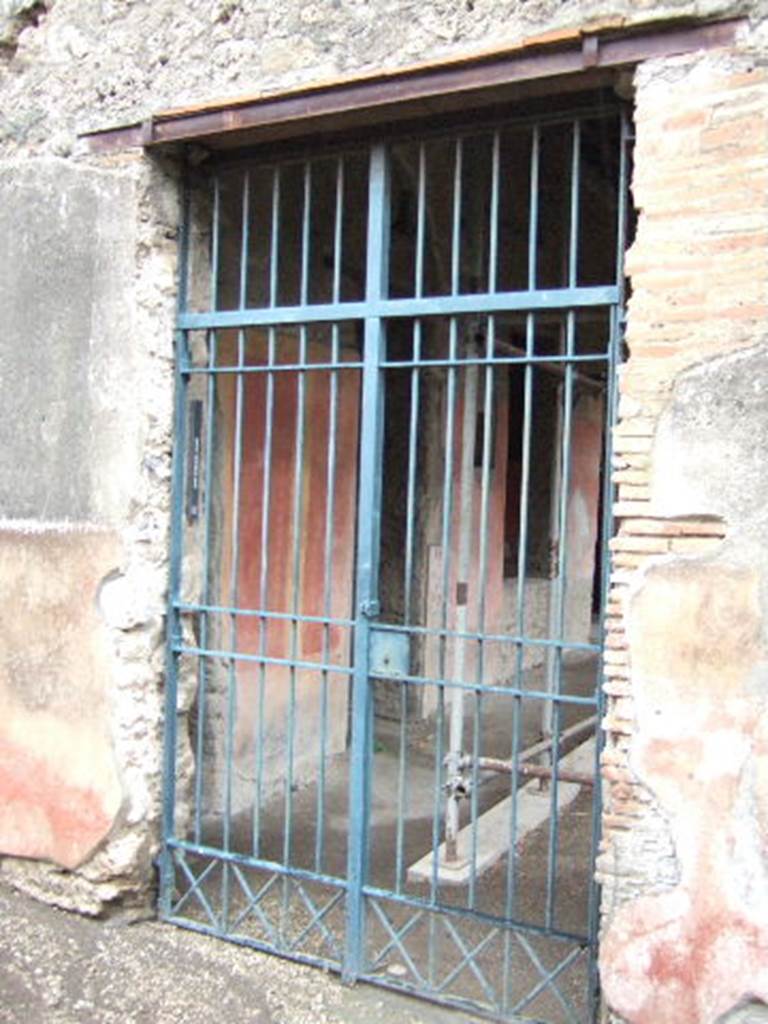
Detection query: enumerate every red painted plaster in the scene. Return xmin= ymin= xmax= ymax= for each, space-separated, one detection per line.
xmin=0 ymin=528 xmax=124 ymax=871
xmin=217 ymin=332 xmax=360 ymax=770
xmin=0 ymin=735 xmax=116 ymax=870
xmin=567 ymin=395 xmax=603 ymax=579
xmin=601 ymin=563 xmax=768 ymax=1024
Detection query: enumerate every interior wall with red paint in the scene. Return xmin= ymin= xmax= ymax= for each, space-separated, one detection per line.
xmin=211 ymin=330 xmax=360 ymax=809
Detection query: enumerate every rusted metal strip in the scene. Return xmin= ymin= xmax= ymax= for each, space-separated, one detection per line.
xmin=520 ymin=763 xmax=594 ymax=786
xmin=515 ymin=713 xmax=597 ymax=764
xmin=453 ymin=714 xmax=597 ymax=784
xmin=466 ymin=756 xmax=595 ymax=787
xmin=82 ymin=17 xmax=743 ymax=153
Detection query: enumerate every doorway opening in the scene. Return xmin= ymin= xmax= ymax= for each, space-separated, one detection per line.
xmin=163 ymin=98 xmax=631 ymax=1024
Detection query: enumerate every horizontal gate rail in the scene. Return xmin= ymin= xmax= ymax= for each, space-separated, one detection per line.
xmin=358 ymin=618 xmax=602 ymax=650
xmin=174 ymin=599 xmax=356 ymax=627
xmin=360 ymin=671 xmax=600 ymax=704
xmin=362 ymin=886 xmax=590 ymax=946
xmin=180 ymin=349 xmax=609 ymax=376
xmin=178 ymin=284 xmax=619 ymax=330
xmin=168 ymin=838 xmax=350 ymax=889
xmin=176 ymin=601 xmax=602 ymax=650
xmin=173 ymin=642 xmax=355 ymax=676
xmin=181 ymin=360 xmax=365 ymax=375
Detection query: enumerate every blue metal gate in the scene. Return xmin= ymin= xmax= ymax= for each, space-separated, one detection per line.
xmin=161 ymin=104 xmax=630 ymax=1023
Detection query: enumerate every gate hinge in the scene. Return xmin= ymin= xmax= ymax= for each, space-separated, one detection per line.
xmin=359 ymin=598 xmax=380 ymax=618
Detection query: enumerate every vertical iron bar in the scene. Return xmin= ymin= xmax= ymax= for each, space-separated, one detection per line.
xmin=239 ymin=170 xmax=251 ymax=309
xmin=253 ymin=165 xmax=281 ymax=857
xmin=528 ymin=126 xmax=541 ymax=293
xmin=283 ymin=160 xmax=312 ymax=881
xmin=344 ymin=142 xmax=389 ymax=983
xmin=544 ymin=333 xmax=572 ymax=932
xmin=508 ymin=125 xmax=539 ymax=942
xmin=396 ymin=326 xmax=421 ymax=896
xmin=488 ymin=130 xmax=501 ymax=296
xmin=545 ymin=120 xmax=580 ymax=931
xmin=429 ymin=136 xmax=463 ymax=990
xmin=588 ymin=109 xmax=630 ymax=1018
xmin=160 ymin=175 xmax=192 ymax=913
xmin=403 ymin=143 xmax=426 ymax=625
xmin=502 ymin=694 xmax=523 ymax=1012
xmin=211 ymin=173 xmax=222 ymax=311
xmin=222 ymin=170 xmax=251 ymax=927
xmin=193 ymin=173 xmax=221 ymax=846
xmin=468 ymin=131 xmax=500 ymax=910
xmin=316 ymin=156 xmax=345 ymax=874
xmin=395 ymin=143 xmax=426 ymax=895
xmin=513 ymin=125 xmax=539 ymax=688
xmin=445 ymin=135 xmax=467 ymax=864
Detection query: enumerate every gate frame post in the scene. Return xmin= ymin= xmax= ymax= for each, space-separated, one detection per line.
xmin=344 ymin=141 xmax=391 ymax=983
xmin=587 ymin=106 xmax=631 ymax=1021
xmin=159 ymin=178 xmax=192 ymax=916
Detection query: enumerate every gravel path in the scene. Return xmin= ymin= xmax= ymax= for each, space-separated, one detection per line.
xmin=0 ymin=882 xmax=480 ymax=1024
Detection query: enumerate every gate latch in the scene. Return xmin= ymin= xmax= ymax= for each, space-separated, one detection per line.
xmin=369 ymin=628 xmax=410 ymax=678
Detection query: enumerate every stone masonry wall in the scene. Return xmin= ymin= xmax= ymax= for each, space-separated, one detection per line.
xmin=597 ymin=43 xmax=768 ymax=1024
xmin=0 ymin=0 xmax=762 ymax=160
xmin=0 ymin=9 xmax=766 ymax=1019
xmin=0 ymin=153 xmax=180 ymax=914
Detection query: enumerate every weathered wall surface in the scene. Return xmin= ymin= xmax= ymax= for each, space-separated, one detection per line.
xmin=0 ymin=528 xmax=123 ymax=870
xmin=597 ymin=43 xmax=768 ymax=1024
xmin=0 ymin=152 xmax=179 ymax=912
xmin=0 ymin=11 xmax=767 ymax=1024
xmin=0 ymin=0 xmax=764 ymax=160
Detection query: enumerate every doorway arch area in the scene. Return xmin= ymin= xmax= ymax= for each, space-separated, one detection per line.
xmin=161 ymin=103 xmax=630 ymax=1023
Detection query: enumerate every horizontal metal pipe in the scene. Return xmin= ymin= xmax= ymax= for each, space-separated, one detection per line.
xmin=517 ymin=713 xmax=597 ymax=762
xmin=467 ymin=757 xmax=594 ymax=787
xmin=455 ymin=713 xmax=596 ymax=772
xmin=494 ymin=337 xmax=605 ymax=390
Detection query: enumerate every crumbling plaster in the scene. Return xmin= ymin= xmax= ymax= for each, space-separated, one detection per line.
xmin=0 ymin=152 xmax=180 ymax=913
xmin=597 ymin=32 xmax=768 ymax=1017
xmin=0 ymin=0 xmax=765 ymax=1002
xmin=602 ymin=347 xmax=768 ymax=1024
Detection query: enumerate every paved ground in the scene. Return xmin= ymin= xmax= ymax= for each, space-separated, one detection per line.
xmin=0 ymin=881 xmax=482 ymax=1024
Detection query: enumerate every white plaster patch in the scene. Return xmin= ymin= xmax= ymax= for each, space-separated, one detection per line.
xmin=97 ymin=571 xmax=152 ymax=631
xmin=694 ymin=730 xmax=751 ymax=782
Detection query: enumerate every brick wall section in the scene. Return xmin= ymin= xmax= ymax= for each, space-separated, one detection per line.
xmin=597 ymin=44 xmax=768 ymax=1013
